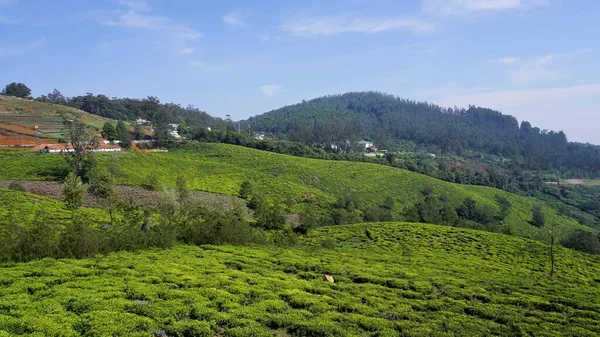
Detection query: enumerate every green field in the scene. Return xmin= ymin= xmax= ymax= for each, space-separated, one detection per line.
xmin=0 ymin=143 xmax=591 ymax=241
xmin=0 ymin=222 xmax=599 ymax=336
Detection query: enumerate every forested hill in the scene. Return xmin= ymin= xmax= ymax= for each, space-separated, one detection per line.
xmin=241 ymin=91 xmax=600 ymax=173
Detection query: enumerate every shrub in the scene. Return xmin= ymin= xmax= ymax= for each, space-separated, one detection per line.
xmin=7 ymin=181 xmax=25 ymax=192
xmin=561 ymin=230 xmax=600 ymax=255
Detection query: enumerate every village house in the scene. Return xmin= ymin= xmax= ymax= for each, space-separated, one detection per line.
xmin=135 ymin=118 xmax=149 ymax=125
xmin=169 ymin=124 xmax=181 ymax=139
xmin=39 ymin=143 xmax=121 ymax=153
xmin=358 ymin=140 xmax=374 ymax=150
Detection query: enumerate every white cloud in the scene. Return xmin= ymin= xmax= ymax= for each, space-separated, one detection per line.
xmin=509 ymin=54 xmax=559 ymax=83
xmin=189 ymin=61 xmax=226 ymax=72
xmin=282 ymin=14 xmax=435 ymax=37
xmin=223 ymin=12 xmax=247 ymax=28
xmin=0 ymin=37 xmax=46 ymax=57
xmin=423 ymin=0 xmax=547 ymax=16
xmin=491 ymin=57 xmax=520 ymax=64
xmin=178 ymin=47 xmax=194 ymax=55
xmin=94 ymin=1 xmax=201 ymax=56
xmin=118 ymin=0 xmax=151 ymax=12
xmin=439 ymin=84 xmax=600 ymax=110
xmin=106 ymin=11 xmax=165 ymax=28
xmin=258 ymin=85 xmax=283 ymax=97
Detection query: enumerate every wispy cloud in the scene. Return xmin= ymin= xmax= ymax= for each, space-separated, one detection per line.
xmin=492 ymin=49 xmax=596 ymax=83
xmin=423 ymin=0 xmax=547 ymax=16
xmin=258 ymin=84 xmax=283 ymax=97
xmin=491 ymin=57 xmax=520 ymax=64
xmin=439 ymin=84 xmax=600 ymax=109
xmin=189 ymin=61 xmax=227 ymax=72
xmin=178 ymin=47 xmax=194 ymax=55
xmin=282 ymin=14 xmax=435 ymax=37
xmin=92 ymin=1 xmax=201 ymax=55
xmin=0 ymin=37 xmax=46 ymax=57
xmin=223 ymin=11 xmax=248 ymax=29
xmin=508 ymin=54 xmax=560 ymax=83
xmin=118 ymin=0 xmax=151 ymax=12
xmin=0 ymin=15 xmax=17 ymax=24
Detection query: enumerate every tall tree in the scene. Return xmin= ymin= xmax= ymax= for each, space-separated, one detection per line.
xmin=2 ymin=82 xmax=31 ymax=98
xmin=63 ymin=172 xmax=85 ymax=212
xmin=60 ymin=111 xmax=98 ymax=182
xmin=116 ymin=121 xmax=130 ymax=148
xmin=102 ymin=122 xmax=118 ymax=141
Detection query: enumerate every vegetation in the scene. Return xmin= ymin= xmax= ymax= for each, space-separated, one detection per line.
xmin=1 ymin=222 xmax=600 ymax=336
xmin=0 ymin=143 xmax=595 ymax=245
xmin=1 ymin=82 xmax=31 ymax=98
xmin=241 ymin=92 xmax=600 ymax=175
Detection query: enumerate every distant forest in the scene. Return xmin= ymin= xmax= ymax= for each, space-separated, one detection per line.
xmin=241 ymin=92 xmax=600 ymax=174
xmin=35 ymin=89 xmax=225 ymax=128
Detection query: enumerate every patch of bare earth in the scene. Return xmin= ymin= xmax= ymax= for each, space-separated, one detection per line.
xmin=0 ymin=180 xmax=247 ymax=212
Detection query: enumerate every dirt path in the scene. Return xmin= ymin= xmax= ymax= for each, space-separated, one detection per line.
xmin=0 ymin=180 xmax=248 ymax=211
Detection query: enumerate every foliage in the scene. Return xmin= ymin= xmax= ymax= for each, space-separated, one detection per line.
xmin=561 ymin=229 xmax=600 ymax=254
xmin=0 ymin=143 xmax=592 ymax=243
xmin=7 ymin=181 xmax=25 ymax=192
xmin=2 ymin=82 xmax=31 ymax=98
xmin=1 ymin=222 xmax=600 ymax=336
xmin=62 ymin=172 xmax=85 ymax=211
xmin=59 ymin=111 xmax=98 ymax=181
xmin=532 ymin=204 xmax=546 ymax=227
xmin=101 ymin=122 xmax=117 ymax=141
xmin=241 ymin=91 xmax=600 ymax=174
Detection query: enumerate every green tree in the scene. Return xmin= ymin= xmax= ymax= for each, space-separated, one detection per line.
xmin=495 ymin=195 xmax=513 ymax=220
xmin=90 ymin=168 xmax=121 ymax=227
xmin=133 ymin=124 xmax=144 ymax=140
xmin=63 ymin=172 xmax=85 ymax=212
xmin=532 ymin=204 xmax=546 ymax=227
xmin=60 ymin=111 xmax=98 ymax=182
xmin=239 ymin=180 xmax=254 ymax=199
xmin=102 ymin=122 xmax=118 ymax=141
xmin=2 ymin=82 xmax=31 ymax=98
xmin=116 ymin=121 xmax=131 ymax=148
xmin=47 ymin=89 xmax=66 ymax=105
xmin=176 ymin=175 xmax=189 ymax=202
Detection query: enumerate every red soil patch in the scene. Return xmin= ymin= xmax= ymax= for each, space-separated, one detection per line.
xmin=0 ymin=122 xmax=37 ymax=135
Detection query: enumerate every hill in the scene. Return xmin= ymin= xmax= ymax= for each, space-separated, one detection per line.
xmin=241 ymin=92 xmax=600 ymax=174
xmin=1 ymin=221 xmax=599 ymax=336
xmin=0 ymin=94 xmax=109 ymax=146
xmin=0 ymin=143 xmax=593 ymax=241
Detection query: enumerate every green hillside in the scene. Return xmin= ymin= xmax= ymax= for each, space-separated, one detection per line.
xmin=0 ymin=143 xmax=592 ymax=240
xmin=0 ymin=94 xmax=109 ymax=141
xmin=1 ymin=222 xmax=599 ymax=336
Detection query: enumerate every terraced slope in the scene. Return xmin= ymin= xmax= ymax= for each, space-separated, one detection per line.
xmin=0 ymin=143 xmax=592 ymax=240
xmin=1 ymin=222 xmax=599 ymax=336
xmin=0 ymin=95 xmax=108 ymax=144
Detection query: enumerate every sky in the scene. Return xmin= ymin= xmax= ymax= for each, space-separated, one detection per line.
xmin=1 ymin=0 xmax=599 ymax=143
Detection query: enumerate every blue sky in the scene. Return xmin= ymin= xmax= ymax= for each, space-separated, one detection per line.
xmin=1 ymin=0 xmax=599 ymax=143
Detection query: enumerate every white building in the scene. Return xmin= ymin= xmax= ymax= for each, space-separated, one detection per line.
xmin=135 ymin=118 xmax=149 ymax=125
xmin=358 ymin=140 xmax=374 ymax=149
xmin=169 ymin=124 xmax=181 ymax=139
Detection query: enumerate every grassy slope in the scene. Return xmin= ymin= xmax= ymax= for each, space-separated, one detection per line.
xmin=1 ymin=222 xmax=599 ymax=336
xmin=0 ymin=188 xmax=107 ymax=226
xmin=0 ymin=143 xmax=591 ymax=240
xmin=0 ymin=95 xmax=108 ymax=139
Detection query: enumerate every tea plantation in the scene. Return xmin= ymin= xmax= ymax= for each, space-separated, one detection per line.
xmin=0 ymin=143 xmax=591 ymax=240
xmin=0 ymin=222 xmax=599 ymax=336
